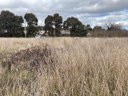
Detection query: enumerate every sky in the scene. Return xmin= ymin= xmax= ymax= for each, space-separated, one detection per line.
xmin=0 ymin=0 xmax=128 ymax=29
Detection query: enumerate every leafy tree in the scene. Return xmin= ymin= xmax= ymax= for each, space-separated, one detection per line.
xmin=44 ymin=13 xmax=63 ymax=36
xmin=11 ymin=16 xmax=24 ymax=37
xmin=63 ymin=17 xmax=87 ymax=37
xmin=0 ymin=10 xmax=24 ymax=37
xmin=53 ymin=13 xmax=63 ymax=36
xmin=93 ymin=26 xmax=103 ymax=31
xmin=86 ymin=24 xmax=92 ymax=31
xmin=24 ymin=13 xmax=38 ymax=37
xmin=44 ymin=15 xmax=54 ymax=36
xmin=24 ymin=13 xmax=38 ymax=26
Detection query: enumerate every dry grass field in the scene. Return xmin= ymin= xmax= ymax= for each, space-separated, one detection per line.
xmin=0 ymin=37 xmax=128 ymax=96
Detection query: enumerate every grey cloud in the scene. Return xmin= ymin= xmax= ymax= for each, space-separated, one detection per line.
xmin=0 ymin=0 xmax=128 ymax=28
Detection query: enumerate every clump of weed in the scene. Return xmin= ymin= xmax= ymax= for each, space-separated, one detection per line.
xmin=1 ymin=43 xmax=58 ymax=72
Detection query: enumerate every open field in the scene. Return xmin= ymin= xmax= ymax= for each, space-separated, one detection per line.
xmin=0 ymin=38 xmax=128 ymax=96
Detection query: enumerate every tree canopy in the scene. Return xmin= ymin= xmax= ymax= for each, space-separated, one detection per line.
xmin=24 ymin=13 xmax=38 ymax=37
xmin=1 ymin=10 xmax=126 ymax=38
xmin=63 ymin=17 xmax=87 ymax=37
xmin=0 ymin=10 xmax=24 ymax=37
xmin=44 ymin=13 xmax=63 ymax=36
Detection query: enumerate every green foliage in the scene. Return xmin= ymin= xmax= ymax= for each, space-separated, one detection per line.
xmin=26 ymin=25 xmax=38 ymax=37
xmin=86 ymin=24 xmax=92 ymax=31
xmin=53 ymin=13 xmax=63 ymax=36
xmin=44 ymin=13 xmax=63 ymax=36
xmin=24 ymin=13 xmax=38 ymax=37
xmin=24 ymin=13 xmax=38 ymax=26
xmin=93 ymin=26 xmax=103 ymax=31
xmin=44 ymin=15 xmax=54 ymax=36
xmin=0 ymin=10 xmax=24 ymax=37
xmin=63 ymin=17 xmax=87 ymax=37
xmin=0 ymin=10 xmax=127 ymax=38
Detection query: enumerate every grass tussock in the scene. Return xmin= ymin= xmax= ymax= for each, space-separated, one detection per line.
xmin=0 ymin=38 xmax=128 ymax=96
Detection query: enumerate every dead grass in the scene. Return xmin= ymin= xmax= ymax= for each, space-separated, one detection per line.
xmin=0 ymin=37 xmax=128 ymax=96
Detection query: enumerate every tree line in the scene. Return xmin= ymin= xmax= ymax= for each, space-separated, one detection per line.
xmin=0 ymin=10 xmax=39 ymax=37
xmin=0 ymin=10 xmax=88 ymax=37
xmin=0 ymin=10 xmax=127 ymax=37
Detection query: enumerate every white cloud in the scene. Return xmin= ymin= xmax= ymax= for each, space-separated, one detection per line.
xmin=0 ymin=0 xmax=15 ymax=6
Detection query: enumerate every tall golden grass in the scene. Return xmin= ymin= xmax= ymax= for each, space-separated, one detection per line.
xmin=0 ymin=38 xmax=128 ymax=96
